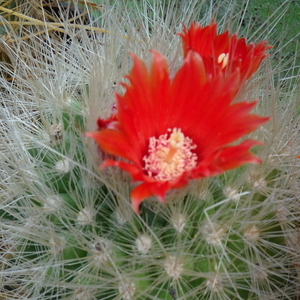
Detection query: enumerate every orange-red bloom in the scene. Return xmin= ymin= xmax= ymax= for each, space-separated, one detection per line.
xmin=178 ymin=22 xmax=271 ymax=80
xmin=86 ymin=51 xmax=269 ymax=213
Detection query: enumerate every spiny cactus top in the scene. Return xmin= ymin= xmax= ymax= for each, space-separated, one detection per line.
xmin=86 ymin=48 xmax=269 ymax=213
xmin=178 ymin=22 xmax=271 ymax=80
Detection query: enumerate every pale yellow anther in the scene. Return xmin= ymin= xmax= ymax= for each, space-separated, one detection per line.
xmin=165 ymin=128 xmax=184 ymax=163
xmin=169 ymin=128 xmax=184 ymax=149
xmin=217 ymin=53 xmax=229 ymax=69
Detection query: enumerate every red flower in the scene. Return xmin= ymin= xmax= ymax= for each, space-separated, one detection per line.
xmin=178 ymin=22 xmax=271 ymax=80
xmin=86 ymin=51 xmax=269 ymax=213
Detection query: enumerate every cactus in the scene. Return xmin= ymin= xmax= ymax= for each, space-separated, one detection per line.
xmin=1 ymin=1 xmax=300 ymax=299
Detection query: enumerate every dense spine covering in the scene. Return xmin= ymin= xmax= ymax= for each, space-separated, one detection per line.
xmin=0 ymin=1 xmax=300 ymax=299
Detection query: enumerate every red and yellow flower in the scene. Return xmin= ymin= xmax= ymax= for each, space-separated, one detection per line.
xmin=178 ymin=22 xmax=271 ymax=80
xmin=86 ymin=50 xmax=269 ymax=213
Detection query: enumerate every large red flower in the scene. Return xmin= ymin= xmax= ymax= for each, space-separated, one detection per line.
xmin=86 ymin=51 xmax=269 ymax=213
xmin=178 ymin=22 xmax=271 ymax=80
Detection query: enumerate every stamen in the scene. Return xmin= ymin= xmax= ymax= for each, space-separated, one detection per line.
xmin=217 ymin=53 xmax=229 ymax=69
xmin=143 ymin=128 xmax=197 ymax=181
xmin=169 ymin=128 xmax=185 ymax=148
xmin=164 ymin=128 xmax=184 ymax=163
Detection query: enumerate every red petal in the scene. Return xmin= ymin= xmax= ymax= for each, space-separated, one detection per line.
xmin=130 ymin=182 xmax=165 ymax=214
xmin=101 ymin=159 xmax=147 ymax=182
xmin=131 ymin=181 xmax=181 ymax=214
xmin=198 ymin=101 xmax=270 ymax=156
xmin=179 ymin=22 xmax=223 ymax=57
xmin=178 ymin=71 xmax=241 ymax=146
xmin=117 ymin=52 xmax=170 ymax=145
xmin=168 ymin=51 xmax=207 ymax=129
xmin=86 ymin=130 xmax=140 ymax=166
xmin=193 ymin=140 xmax=263 ymax=177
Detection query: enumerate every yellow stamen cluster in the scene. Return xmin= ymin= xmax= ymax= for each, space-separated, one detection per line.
xmin=143 ymin=128 xmax=197 ymax=181
xmin=217 ymin=53 xmax=229 ymax=69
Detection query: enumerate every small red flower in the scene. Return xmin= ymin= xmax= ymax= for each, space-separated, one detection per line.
xmin=178 ymin=22 xmax=271 ymax=80
xmin=86 ymin=51 xmax=269 ymax=213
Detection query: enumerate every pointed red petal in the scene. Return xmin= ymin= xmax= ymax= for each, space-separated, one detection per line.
xmin=86 ymin=130 xmax=140 ymax=166
xmin=198 ymin=101 xmax=270 ymax=154
xmin=179 ymin=22 xmax=225 ymax=57
xmin=241 ymin=41 xmax=271 ymax=79
xmin=180 ymin=70 xmax=241 ymax=146
xmin=193 ymin=140 xmax=263 ymax=177
xmin=168 ymin=51 xmax=207 ymax=129
xmin=101 ymin=159 xmax=146 ymax=182
xmin=117 ymin=51 xmax=170 ymax=144
xmin=131 ymin=182 xmax=168 ymax=214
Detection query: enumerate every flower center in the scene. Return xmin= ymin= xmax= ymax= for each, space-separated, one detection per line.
xmin=143 ymin=128 xmax=197 ymax=181
xmin=217 ymin=53 xmax=229 ymax=69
